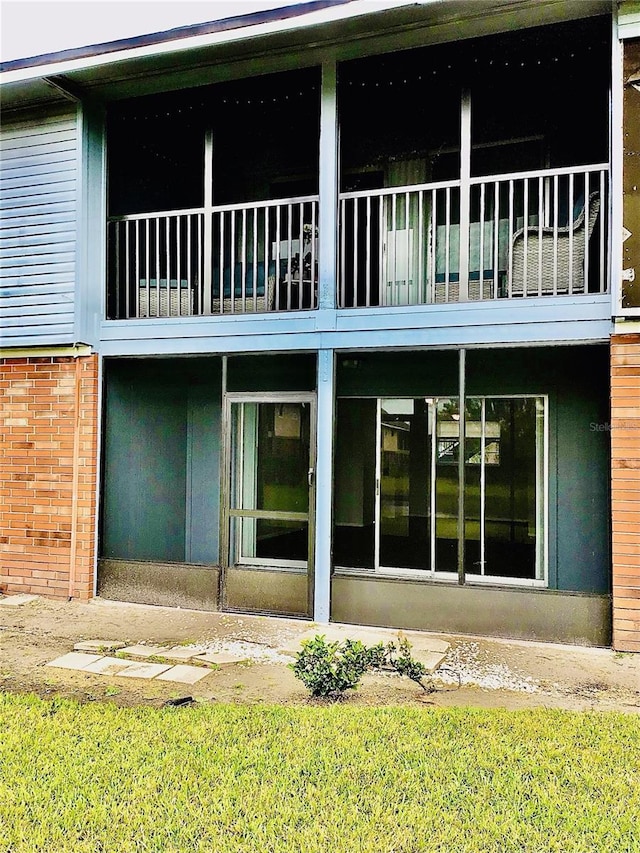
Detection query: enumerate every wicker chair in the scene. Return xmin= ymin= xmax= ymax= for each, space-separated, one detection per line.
xmin=138 ymin=280 xmax=192 ymax=318
xmin=211 ymin=274 xmax=275 ymax=314
xmin=434 ymin=277 xmax=497 ymax=303
xmin=508 ymin=192 xmax=600 ymax=296
xmin=211 ymin=258 xmax=279 ymax=314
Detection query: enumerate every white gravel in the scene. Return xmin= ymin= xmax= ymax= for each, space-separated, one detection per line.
xmin=185 ymin=640 xmax=295 ymax=666
xmin=437 ymin=642 xmax=540 ymax=693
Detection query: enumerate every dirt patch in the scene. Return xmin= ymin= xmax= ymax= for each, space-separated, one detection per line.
xmin=0 ymin=597 xmax=638 ymax=712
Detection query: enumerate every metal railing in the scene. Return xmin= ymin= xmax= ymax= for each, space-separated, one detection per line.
xmin=107 ymin=165 xmax=609 ymax=318
xmin=107 ymin=196 xmax=319 ymax=319
xmin=338 ymin=164 xmax=608 ymax=308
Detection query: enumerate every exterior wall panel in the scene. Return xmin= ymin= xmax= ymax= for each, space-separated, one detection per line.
xmin=335 ymin=345 xmax=610 ymax=596
xmin=332 ymin=575 xmax=611 ymax=647
xmin=100 ymin=358 xmax=222 ymax=566
xmin=0 ymin=107 xmax=78 ymax=345
xmin=623 ymin=39 xmax=640 ymax=311
xmin=611 ymin=335 xmax=640 ymax=651
xmin=0 ymin=354 xmax=99 ymax=599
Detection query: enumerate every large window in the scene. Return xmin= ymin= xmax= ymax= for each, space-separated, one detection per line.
xmin=333 ymin=395 xmax=546 ymax=584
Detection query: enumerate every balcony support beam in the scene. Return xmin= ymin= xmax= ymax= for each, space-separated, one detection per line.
xmin=313 ymin=348 xmax=335 ymax=622
xmin=318 ymin=58 xmax=338 ymax=310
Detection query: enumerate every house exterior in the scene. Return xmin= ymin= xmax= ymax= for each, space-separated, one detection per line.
xmin=1 ymin=0 xmax=638 ymax=650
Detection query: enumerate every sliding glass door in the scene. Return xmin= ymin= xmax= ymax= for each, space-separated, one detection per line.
xmin=463 ymin=397 xmax=546 ymax=580
xmin=334 ymin=395 xmax=546 ymax=583
xmin=377 ymin=398 xmax=430 ymax=569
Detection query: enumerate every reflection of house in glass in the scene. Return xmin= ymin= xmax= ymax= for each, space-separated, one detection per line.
xmin=437 ymin=421 xmax=500 ymax=465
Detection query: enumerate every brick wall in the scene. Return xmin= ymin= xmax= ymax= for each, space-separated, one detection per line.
xmin=0 ymin=354 xmax=99 ymax=600
xmin=611 ymin=335 xmax=640 ymax=651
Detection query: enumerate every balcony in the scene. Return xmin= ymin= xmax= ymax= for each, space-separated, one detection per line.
xmin=339 ymin=163 xmax=608 ymax=308
xmin=104 ymin=17 xmax=611 ymax=321
xmin=107 ymin=196 xmax=319 ymax=319
xmin=107 ymin=162 xmax=608 ymax=319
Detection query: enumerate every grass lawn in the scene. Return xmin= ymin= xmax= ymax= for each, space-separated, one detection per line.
xmin=1 ymin=693 xmax=639 ymax=853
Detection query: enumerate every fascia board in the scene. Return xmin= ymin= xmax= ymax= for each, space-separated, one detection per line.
xmin=619 ymin=21 xmax=640 ymax=39
xmin=0 ymin=1 xmax=426 ymax=87
xmin=618 ymin=0 xmax=640 ymax=37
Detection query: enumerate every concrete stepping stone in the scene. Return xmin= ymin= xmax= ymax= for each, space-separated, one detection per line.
xmin=117 ymin=662 xmax=173 ymax=679
xmin=402 ymin=635 xmax=450 ymax=655
xmin=285 ymin=624 xmax=450 ymax=657
xmin=119 ymin=644 xmax=171 ymax=659
xmin=0 ymin=594 xmax=39 ymax=607
xmin=411 ymin=650 xmax=448 ymax=673
xmin=82 ymin=657 xmax=135 ymax=676
xmin=156 ymin=665 xmax=212 ymax=684
xmin=161 ymin=646 xmax=207 ymax=661
xmin=46 ymin=652 xmax=103 ymax=671
xmin=74 ymin=640 xmax=126 ymax=653
xmin=193 ymin=651 xmax=249 ymax=666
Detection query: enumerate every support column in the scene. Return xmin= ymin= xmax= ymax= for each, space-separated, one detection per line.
xmin=457 ymin=348 xmax=466 ymax=584
xmin=313 ymin=348 xmax=335 ymax=622
xmin=318 ymin=59 xmax=338 ymax=310
xmin=611 ymin=334 xmax=640 ymax=651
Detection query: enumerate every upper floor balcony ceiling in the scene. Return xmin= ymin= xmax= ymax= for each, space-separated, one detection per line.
xmin=0 ymin=0 xmax=612 ymax=110
xmin=105 ymin=17 xmax=612 ymax=320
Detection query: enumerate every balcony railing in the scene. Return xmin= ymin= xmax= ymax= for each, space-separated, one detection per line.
xmin=107 ymin=166 xmax=609 ymax=319
xmin=338 ymin=164 xmax=608 ymax=308
xmin=107 ymin=195 xmax=319 ymax=319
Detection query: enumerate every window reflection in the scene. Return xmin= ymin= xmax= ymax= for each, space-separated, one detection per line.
xmin=333 ymin=395 xmax=545 ymax=581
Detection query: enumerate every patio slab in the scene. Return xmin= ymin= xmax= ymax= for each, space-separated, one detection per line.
xmin=284 ymin=623 xmax=450 ymax=658
xmin=0 ymin=594 xmax=39 ymax=607
xmin=156 ymin=665 xmax=212 ymax=684
xmin=117 ymin=662 xmax=173 ymax=679
xmin=118 ymin=644 xmax=171 ymax=659
xmin=161 ymin=646 xmax=207 ymax=661
xmin=73 ymin=640 xmax=127 ymax=653
xmin=46 ymin=652 xmax=103 ymax=671
xmin=193 ymin=651 xmax=249 ymax=666
xmin=82 ymin=657 xmax=135 ymax=676
xmin=411 ymin=650 xmax=449 ymax=673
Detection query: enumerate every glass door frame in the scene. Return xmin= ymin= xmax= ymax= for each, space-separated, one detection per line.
xmin=373 ymin=394 xmax=548 ymax=587
xmin=221 ymin=391 xmax=317 ymax=614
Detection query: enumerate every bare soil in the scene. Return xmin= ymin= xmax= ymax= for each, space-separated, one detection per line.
xmin=0 ymin=596 xmax=638 ymax=712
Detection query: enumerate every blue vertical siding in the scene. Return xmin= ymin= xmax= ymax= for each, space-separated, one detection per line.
xmin=0 ymin=106 xmax=78 ymax=345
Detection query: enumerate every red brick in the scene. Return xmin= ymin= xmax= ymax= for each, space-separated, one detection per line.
xmin=0 ymin=355 xmax=98 ymax=602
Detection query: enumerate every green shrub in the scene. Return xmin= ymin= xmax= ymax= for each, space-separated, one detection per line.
xmin=385 ymin=636 xmax=431 ymax=692
xmin=290 ymin=634 xmax=432 ymax=698
xmin=289 ymin=635 xmax=371 ymax=698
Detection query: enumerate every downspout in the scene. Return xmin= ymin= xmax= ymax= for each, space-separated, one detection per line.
xmin=68 ymin=355 xmax=83 ymax=599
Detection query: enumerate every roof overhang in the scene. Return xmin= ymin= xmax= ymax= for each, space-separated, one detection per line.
xmin=0 ymin=0 xmax=612 ymax=113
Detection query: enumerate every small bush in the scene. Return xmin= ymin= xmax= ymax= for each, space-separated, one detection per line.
xmin=385 ymin=637 xmax=431 ymax=692
xmin=290 ymin=634 xmax=432 ymax=698
xmin=289 ymin=635 xmax=371 ymax=698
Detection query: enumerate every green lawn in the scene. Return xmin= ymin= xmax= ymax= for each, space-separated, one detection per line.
xmin=1 ymin=693 xmax=639 ymax=852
